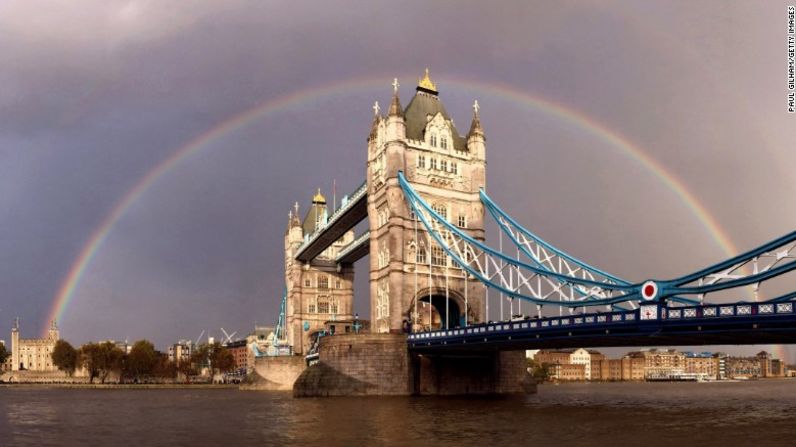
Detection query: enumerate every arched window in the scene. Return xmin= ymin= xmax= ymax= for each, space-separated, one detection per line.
xmin=430 ymin=134 xmax=437 ymax=147
xmin=441 ymin=136 xmax=448 ymax=149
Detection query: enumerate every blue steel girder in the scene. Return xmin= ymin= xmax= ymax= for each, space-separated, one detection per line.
xmin=398 ymin=171 xmax=795 ymax=309
xmin=398 ymin=172 xmax=638 ymax=310
xmin=295 ymin=181 xmax=368 ymax=262
xmin=408 ymin=301 xmax=796 ymax=352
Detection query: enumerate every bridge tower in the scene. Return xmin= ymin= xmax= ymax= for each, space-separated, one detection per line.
xmin=284 ymin=190 xmax=356 ymax=354
xmin=367 ymin=70 xmax=487 ymax=334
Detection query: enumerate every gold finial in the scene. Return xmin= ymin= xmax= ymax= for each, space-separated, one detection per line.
xmin=313 ymin=188 xmax=326 ymax=204
xmin=417 ymin=68 xmax=437 ymax=92
xmin=373 ymin=101 xmax=380 ymax=116
xmin=392 ymin=78 xmax=400 ymax=93
xmin=473 ymin=100 xmax=480 ymax=115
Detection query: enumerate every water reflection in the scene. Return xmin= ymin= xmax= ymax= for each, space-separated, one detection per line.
xmin=0 ymin=381 xmax=795 ymax=446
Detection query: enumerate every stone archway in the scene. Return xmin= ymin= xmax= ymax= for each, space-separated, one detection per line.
xmin=409 ymin=288 xmax=466 ymax=331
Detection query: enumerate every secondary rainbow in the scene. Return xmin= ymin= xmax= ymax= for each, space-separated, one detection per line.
xmin=44 ymin=75 xmax=745 ymax=342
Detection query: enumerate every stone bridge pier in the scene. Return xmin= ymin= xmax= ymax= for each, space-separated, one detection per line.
xmin=292 ymin=334 xmax=535 ymax=397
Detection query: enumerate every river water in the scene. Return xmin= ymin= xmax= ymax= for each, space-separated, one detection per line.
xmin=1 ymin=381 xmax=795 ymax=446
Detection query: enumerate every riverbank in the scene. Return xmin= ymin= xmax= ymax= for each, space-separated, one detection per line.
xmin=0 ymin=383 xmax=239 ymax=389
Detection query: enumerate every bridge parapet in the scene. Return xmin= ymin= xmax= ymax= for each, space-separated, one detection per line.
xmin=409 ymin=301 xmax=796 ymax=352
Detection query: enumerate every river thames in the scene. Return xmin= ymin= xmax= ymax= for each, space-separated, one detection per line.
xmin=1 ymin=381 xmax=794 ymax=446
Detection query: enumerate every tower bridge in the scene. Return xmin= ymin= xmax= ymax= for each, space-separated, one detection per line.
xmin=260 ymin=70 xmax=795 ymax=396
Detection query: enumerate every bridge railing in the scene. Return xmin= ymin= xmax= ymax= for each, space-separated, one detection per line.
xmin=295 ymin=180 xmax=367 ymax=258
xmin=407 ymin=301 xmax=796 ymax=342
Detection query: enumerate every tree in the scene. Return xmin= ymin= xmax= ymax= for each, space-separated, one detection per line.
xmin=0 ymin=342 xmax=9 ymax=366
xmin=191 ymin=342 xmax=236 ymax=377
xmin=152 ymin=354 xmax=177 ymax=381
xmin=0 ymin=343 xmax=10 ymax=370
xmin=125 ymin=340 xmax=158 ymax=382
xmin=80 ymin=341 xmax=124 ymax=384
xmin=211 ymin=346 xmax=236 ymax=374
xmin=176 ymin=359 xmax=197 ymax=383
xmin=51 ymin=340 xmax=78 ymax=376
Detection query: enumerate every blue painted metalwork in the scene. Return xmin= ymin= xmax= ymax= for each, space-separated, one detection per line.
xmin=408 ymin=301 xmax=796 ymax=351
xmin=480 ymin=189 xmax=630 ymax=286
xmin=399 ymin=172 xmax=635 ymax=294
xmin=274 ymin=284 xmax=287 ymax=347
xmin=398 ymin=171 xmax=794 ymax=310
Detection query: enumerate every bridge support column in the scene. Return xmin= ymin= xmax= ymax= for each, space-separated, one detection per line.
xmin=412 ymin=350 xmax=536 ymax=395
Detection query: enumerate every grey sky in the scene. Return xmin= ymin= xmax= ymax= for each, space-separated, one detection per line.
xmin=1 ymin=1 xmax=794 ymax=359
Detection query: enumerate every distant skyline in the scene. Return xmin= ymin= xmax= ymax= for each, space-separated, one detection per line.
xmin=1 ymin=1 xmax=794 ymax=359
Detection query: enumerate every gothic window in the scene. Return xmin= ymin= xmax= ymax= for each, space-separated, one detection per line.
xmin=441 ymin=136 xmax=448 ymax=149
xmin=430 ymin=158 xmax=438 ymax=170
xmin=376 ymin=280 xmax=390 ymax=333
xmin=432 ymin=203 xmax=447 ymax=220
xmin=430 ymin=133 xmax=437 ymax=147
xmin=318 ymin=276 xmax=329 ymax=289
xmin=418 ymin=155 xmax=426 ymax=169
xmin=378 ymin=207 xmax=389 ymax=227
xmin=308 ymin=303 xmax=316 ymax=313
xmin=441 ymin=160 xmax=447 ymax=172
xmin=431 ymin=245 xmax=446 ymax=266
xmin=458 ymin=214 xmax=467 ymax=228
xmin=451 ymin=162 xmax=458 ymax=175
xmin=416 ymin=246 xmax=427 ymax=264
xmin=330 ymin=301 xmax=339 ymax=314
xmin=318 ymin=299 xmax=330 ymax=314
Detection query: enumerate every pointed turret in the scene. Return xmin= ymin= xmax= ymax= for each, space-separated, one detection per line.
xmin=467 ymin=99 xmax=486 ymax=163
xmin=388 ymin=78 xmax=403 ymax=117
xmin=369 ymin=101 xmax=381 ymax=141
xmin=385 ymin=78 xmax=405 ymax=141
xmin=468 ymin=99 xmax=484 ymax=138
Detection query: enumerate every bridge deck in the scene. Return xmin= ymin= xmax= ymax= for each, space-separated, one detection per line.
xmin=335 ymin=231 xmax=370 ymax=265
xmin=408 ymin=302 xmax=796 ymax=352
xmin=295 ymin=181 xmax=367 ymax=262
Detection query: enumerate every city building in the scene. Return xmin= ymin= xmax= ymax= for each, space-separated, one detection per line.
xmin=535 ymin=348 xmax=602 ymax=380
xmin=10 ymin=318 xmax=60 ymax=372
xmin=629 ymin=349 xmax=685 ymax=380
xmin=683 ymin=352 xmax=720 ymax=380
xmin=547 ymin=363 xmax=586 ymax=381
xmin=168 ymin=340 xmax=193 ymax=364
xmin=726 ymin=356 xmax=762 ymax=378
xmin=225 ymin=339 xmax=248 ymax=373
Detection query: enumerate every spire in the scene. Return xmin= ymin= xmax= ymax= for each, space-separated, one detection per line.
xmin=388 ymin=78 xmax=403 ymax=117
xmin=289 ymin=203 xmax=301 ymax=229
xmin=417 ymin=68 xmax=438 ymax=94
xmin=312 ymin=188 xmax=326 ymax=204
xmin=468 ymin=99 xmax=483 ymax=137
xmin=369 ymin=101 xmax=381 ymax=140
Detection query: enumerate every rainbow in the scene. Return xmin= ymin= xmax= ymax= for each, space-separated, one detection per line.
xmin=44 ymin=75 xmax=754 ymax=348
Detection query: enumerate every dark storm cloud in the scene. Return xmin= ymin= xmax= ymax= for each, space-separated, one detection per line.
xmin=1 ymin=1 xmax=793 ymax=361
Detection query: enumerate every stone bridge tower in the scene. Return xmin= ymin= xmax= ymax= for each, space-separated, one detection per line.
xmin=367 ymin=70 xmax=487 ymax=334
xmin=284 ymin=190 xmax=356 ymax=354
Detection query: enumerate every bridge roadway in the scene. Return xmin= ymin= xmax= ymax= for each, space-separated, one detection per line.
xmin=408 ymin=301 xmax=796 ymax=352
xmin=295 ymin=181 xmax=368 ymax=263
